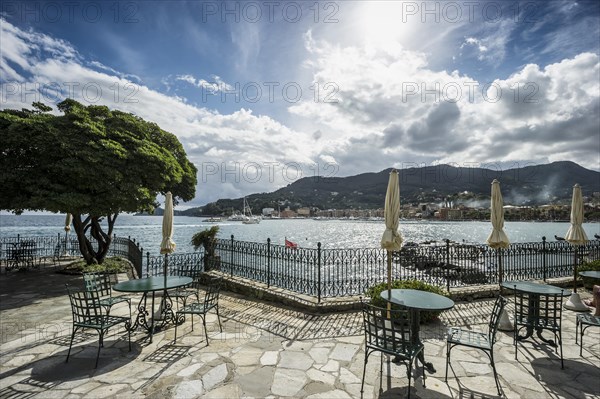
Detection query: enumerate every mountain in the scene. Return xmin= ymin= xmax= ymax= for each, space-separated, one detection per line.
xmin=191 ymin=161 xmax=600 ymax=215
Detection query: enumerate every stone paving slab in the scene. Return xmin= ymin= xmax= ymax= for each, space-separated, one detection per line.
xmin=1 ymin=268 xmax=599 ymax=398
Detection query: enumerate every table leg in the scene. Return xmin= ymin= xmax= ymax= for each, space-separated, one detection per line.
xmin=154 ymin=289 xmax=177 ymax=330
xmin=413 ymin=309 xmax=436 ymax=374
xmin=126 ymin=292 xmax=151 ymax=334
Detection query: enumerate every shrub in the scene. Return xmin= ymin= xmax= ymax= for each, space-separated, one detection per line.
xmin=63 ymin=256 xmax=131 ymax=274
xmin=578 ymin=259 xmax=600 ymax=289
xmin=365 ymin=279 xmax=448 ymax=324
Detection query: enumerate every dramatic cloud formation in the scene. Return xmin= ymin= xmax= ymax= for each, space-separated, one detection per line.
xmin=1 ymin=1 xmax=599 ymax=207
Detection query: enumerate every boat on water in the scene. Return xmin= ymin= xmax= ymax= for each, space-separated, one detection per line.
xmin=242 ymin=197 xmax=261 ymax=224
xmin=202 ymin=217 xmax=222 ymax=222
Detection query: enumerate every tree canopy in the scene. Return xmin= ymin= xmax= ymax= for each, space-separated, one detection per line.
xmin=0 ymin=99 xmax=198 ymax=263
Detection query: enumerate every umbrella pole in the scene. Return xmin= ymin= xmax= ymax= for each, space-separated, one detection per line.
xmin=498 ymin=250 xmax=503 ymax=287
xmin=573 ymin=249 xmax=577 ymax=293
xmin=386 ymin=250 xmax=392 ymax=317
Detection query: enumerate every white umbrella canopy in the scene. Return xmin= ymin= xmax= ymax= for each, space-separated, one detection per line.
xmin=564 ymin=184 xmax=589 ymax=311
xmin=64 ymin=214 xmax=72 ymax=232
xmin=160 ymin=192 xmax=176 ymax=255
xmin=565 ymin=184 xmax=588 ymax=245
xmin=486 ymin=180 xmax=512 ymax=330
xmin=486 ymin=180 xmax=510 ymax=250
xmin=381 ymin=170 xmax=403 ymax=311
xmin=63 ymin=213 xmax=72 ymax=256
xmin=381 ymin=170 xmax=403 ymax=252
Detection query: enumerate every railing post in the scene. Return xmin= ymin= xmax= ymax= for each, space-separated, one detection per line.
xmin=317 ymin=242 xmax=322 ymax=303
xmin=542 ymin=236 xmax=547 ymax=281
xmin=146 ymin=251 xmax=150 ymax=277
xmin=445 ymin=239 xmax=450 ymax=292
xmin=230 ymin=235 xmax=234 ymax=277
xmin=267 ymin=238 xmax=271 ymax=288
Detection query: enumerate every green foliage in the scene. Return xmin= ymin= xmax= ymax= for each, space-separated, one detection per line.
xmin=0 ymin=100 xmax=197 ymax=264
xmin=365 ymin=279 xmax=448 ymax=324
xmin=63 ymin=257 xmax=131 ymax=274
xmin=191 ymin=226 xmax=220 ymax=254
xmin=0 ymin=99 xmax=197 ymax=215
xmin=578 ymin=259 xmax=600 ymax=289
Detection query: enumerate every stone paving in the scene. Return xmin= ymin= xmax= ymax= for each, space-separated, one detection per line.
xmin=1 ymin=267 xmax=599 ymax=399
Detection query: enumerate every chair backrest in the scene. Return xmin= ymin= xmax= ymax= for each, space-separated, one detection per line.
xmin=83 ymin=272 xmax=112 ymax=297
xmin=488 ymin=295 xmax=508 ymax=343
xmin=204 ymin=277 xmax=222 ymax=308
xmin=513 ymin=289 xmax=563 ymax=331
xmin=362 ymin=301 xmax=414 ymax=356
xmin=66 ymin=284 xmax=104 ymax=324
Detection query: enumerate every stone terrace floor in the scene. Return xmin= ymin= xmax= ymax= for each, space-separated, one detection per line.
xmin=1 ymin=266 xmax=599 ymax=399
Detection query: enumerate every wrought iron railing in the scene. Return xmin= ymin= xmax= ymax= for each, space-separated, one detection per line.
xmin=143 ymin=235 xmax=600 ymax=303
xmin=0 ymin=234 xmax=144 ymax=276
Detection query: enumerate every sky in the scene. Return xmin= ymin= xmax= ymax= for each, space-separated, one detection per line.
xmin=1 ymin=0 xmax=599 ymax=208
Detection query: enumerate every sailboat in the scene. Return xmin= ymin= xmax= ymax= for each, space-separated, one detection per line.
xmin=242 ymin=197 xmax=261 ymax=224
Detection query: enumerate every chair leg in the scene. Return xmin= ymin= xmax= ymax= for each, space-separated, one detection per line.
xmin=445 ymin=344 xmax=451 ymax=382
xmin=558 ymin=331 xmax=563 ymax=370
xmin=421 ymin=352 xmax=426 ymax=388
xmin=95 ymin=331 xmax=103 ymax=369
xmin=200 ymin=314 xmax=209 ymax=344
xmin=66 ymin=326 xmax=77 ymax=363
xmin=173 ymin=314 xmax=179 ymax=343
xmin=490 ymin=350 xmax=501 ymax=396
xmin=216 ymin=305 xmax=223 ymax=332
xmin=360 ymin=350 xmax=370 ymax=398
xmin=407 ymin=358 xmax=412 ymax=399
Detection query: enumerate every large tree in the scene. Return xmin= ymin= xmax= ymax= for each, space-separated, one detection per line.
xmin=0 ymin=100 xmax=197 ymax=264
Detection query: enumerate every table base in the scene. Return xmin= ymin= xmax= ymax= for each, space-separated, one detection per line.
xmin=127 ymin=290 xmax=182 ymax=343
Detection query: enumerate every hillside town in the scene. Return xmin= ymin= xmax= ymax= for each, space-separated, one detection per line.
xmin=259 ymin=191 xmax=600 ymax=221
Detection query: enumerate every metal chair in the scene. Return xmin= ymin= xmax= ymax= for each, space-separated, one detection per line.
xmin=170 ymin=264 xmax=204 ymax=308
xmin=513 ymin=289 xmax=564 ymax=368
xmin=66 ymin=284 xmax=131 ymax=368
xmin=83 ymin=272 xmax=131 ymax=318
xmin=174 ymin=277 xmax=223 ymax=344
xmin=576 ymin=313 xmax=600 ymax=356
xmin=445 ymin=296 xmax=507 ymax=396
xmin=360 ymin=301 xmax=424 ymax=399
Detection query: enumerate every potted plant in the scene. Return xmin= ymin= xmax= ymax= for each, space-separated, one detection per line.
xmin=191 ymin=226 xmax=220 ymax=271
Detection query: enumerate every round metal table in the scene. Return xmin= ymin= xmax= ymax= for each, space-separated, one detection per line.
xmin=579 ymin=271 xmax=600 ymax=279
xmin=501 ymin=281 xmax=570 ymax=346
xmin=114 ymin=276 xmax=192 ymax=343
xmin=380 ymin=289 xmax=454 ymax=373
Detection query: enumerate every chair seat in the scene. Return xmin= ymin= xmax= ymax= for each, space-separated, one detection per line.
xmin=515 ymin=315 xmax=560 ymax=331
xmin=178 ymin=301 xmax=216 ymax=315
xmin=577 ymin=313 xmax=600 ymax=326
xmin=447 ymin=327 xmax=491 ymax=350
xmin=171 ymin=287 xmax=197 ymax=298
xmin=75 ymin=315 xmax=130 ymax=329
xmin=99 ymin=296 xmax=129 ymax=307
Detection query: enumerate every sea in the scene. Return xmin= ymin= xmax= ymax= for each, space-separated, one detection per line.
xmin=1 ymin=214 xmax=598 ymax=255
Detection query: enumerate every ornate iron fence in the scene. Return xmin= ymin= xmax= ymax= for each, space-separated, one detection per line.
xmin=0 ymin=234 xmax=144 ymax=276
xmin=142 ymin=235 xmax=600 ymax=303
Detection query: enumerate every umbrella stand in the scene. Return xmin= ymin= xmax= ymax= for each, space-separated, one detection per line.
xmin=564 ymin=246 xmax=589 ymax=311
xmin=496 ymin=249 xmax=513 ymax=331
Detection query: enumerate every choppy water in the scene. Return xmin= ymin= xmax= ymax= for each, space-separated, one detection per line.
xmin=1 ymin=214 xmax=598 ymax=255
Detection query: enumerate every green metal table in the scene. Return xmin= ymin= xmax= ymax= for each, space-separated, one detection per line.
xmin=114 ymin=276 xmax=192 ymax=343
xmin=579 ymin=271 xmax=600 ymax=279
xmin=380 ymin=289 xmax=455 ymax=374
xmin=502 ymin=281 xmax=570 ymax=346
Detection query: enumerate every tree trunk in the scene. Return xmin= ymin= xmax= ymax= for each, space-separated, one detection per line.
xmin=72 ymin=213 xmax=118 ymax=265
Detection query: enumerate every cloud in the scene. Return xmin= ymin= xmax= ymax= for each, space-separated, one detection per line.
xmin=0 ymin=18 xmax=317 ymax=206
xmin=290 ymin=32 xmax=600 ymax=174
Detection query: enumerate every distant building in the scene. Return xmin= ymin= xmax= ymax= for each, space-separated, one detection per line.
xmin=297 ymin=207 xmax=311 ymax=217
xmin=262 ymin=208 xmax=275 ymax=216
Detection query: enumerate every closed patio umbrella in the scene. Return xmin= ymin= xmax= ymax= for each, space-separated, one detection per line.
xmin=160 ymin=192 xmax=176 ymax=275
xmin=486 ymin=180 xmax=512 ymax=330
xmin=381 ymin=170 xmax=403 ymax=312
xmin=564 ymin=184 xmax=589 ymax=311
xmin=64 ymin=213 xmax=72 ymax=255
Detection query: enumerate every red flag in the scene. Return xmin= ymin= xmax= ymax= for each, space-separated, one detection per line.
xmin=285 ymin=238 xmax=298 ymax=249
